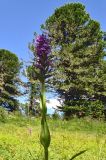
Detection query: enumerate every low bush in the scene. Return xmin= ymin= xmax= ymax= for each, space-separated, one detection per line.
xmin=0 ymin=107 xmax=7 ymax=122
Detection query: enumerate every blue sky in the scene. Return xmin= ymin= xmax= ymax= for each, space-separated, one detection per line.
xmin=0 ymin=0 xmax=106 ymax=62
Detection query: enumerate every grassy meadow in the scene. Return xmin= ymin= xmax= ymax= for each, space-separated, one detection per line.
xmin=0 ymin=115 xmax=106 ymax=160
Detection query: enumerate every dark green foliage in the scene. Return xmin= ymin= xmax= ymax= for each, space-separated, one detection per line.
xmin=26 ymin=65 xmax=40 ymax=116
xmin=43 ymin=3 xmax=106 ymax=119
xmin=60 ymin=100 xmax=88 ymax=119
xmin=52 ymin=111 xmax=60 ymax=120
xmin=0 ymin=107 xmax=7 ymax=122
xmin=87 ymin=100 xmax=104 ymax=119
xmin=0 ymin=49 xmax=22 ymax=111
xmin=61 ymin=100 xmax=104 ymax=119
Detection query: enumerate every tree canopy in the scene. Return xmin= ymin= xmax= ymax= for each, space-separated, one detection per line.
xmin=42 ymin=3 xmax=106 ymax=118
xmin=0 ymin=49 xmax=22 ymax=111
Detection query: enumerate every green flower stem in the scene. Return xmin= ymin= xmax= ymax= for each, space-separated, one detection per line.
xmin=40 ymin=81 xmax=50 ymax=160
xmin=41 ymin=82 xmax=47 ymax=116
xmin=44 ymin=148 xmax=48 ymax=160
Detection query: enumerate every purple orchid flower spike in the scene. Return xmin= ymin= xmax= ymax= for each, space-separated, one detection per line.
xmin=34 ymin=34 xmax=52 ymax=81
xmin=34 ymin=33 xmax=52 ymax=160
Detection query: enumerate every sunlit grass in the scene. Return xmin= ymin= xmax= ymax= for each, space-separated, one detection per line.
xmin=0 ymin=116 xmax=106 ymax=160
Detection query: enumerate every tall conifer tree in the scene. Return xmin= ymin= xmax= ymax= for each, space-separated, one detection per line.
xmin=42 ymin=3 xmax=106 ymax=117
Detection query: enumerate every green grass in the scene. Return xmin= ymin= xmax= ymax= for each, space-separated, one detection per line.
xmin=0 ymin=115 xmax=106 ymax=160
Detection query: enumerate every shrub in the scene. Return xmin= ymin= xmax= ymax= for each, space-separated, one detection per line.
xmin=52 ymin=111 xmax=60 ymax=120
xmin=0 ymin=107 xmax=7 ymax=122
xmin=87 ymin=100 xmax=104 ymax=119
xmin=62 ymin=100 xmax=104 ymax=120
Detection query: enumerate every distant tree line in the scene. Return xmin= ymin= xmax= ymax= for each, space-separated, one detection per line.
xmin=0 ymin=3 xmax=106 ymax=120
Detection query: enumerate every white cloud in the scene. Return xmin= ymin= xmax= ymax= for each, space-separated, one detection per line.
xmin=46 ymin=98 xmax=62 ymax=109
xmin=36 ymin=97 xmax=63 ymax=109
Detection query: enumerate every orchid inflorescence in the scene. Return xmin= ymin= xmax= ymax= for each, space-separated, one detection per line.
xmin=34 ymin=34 xmax=52 ymax=81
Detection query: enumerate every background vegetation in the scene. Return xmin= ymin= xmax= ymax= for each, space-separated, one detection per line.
xmin=0 ymin=115 xmax=106 ymax=160
xmin=0 ymin=2 xmax=106 ymax=160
